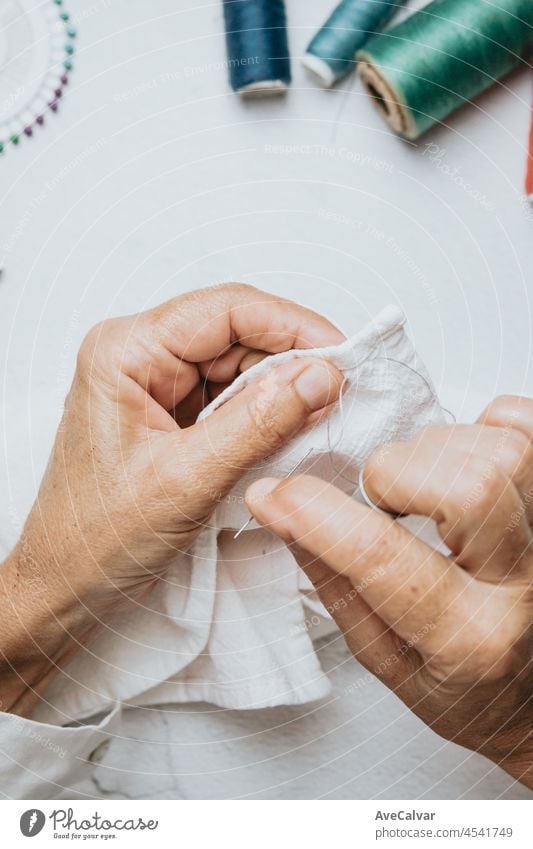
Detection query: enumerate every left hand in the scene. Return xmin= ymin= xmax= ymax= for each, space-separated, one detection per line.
xmin=0 ymin=283 xmax=344 ymax=715
xmin=246 ymin=395 xmax=533 ymax=788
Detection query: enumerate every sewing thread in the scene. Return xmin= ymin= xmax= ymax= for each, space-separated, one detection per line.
xmin=303 ymin=0 xmax=408 ymax=88
xmin=326 ymin=357 xmax=455 ymax=485
xmin=357 ymin=0 xmax=533 ymax=139
xmin=233 ymin=356 xmax=454 ymax=538
xmin=222 ymin=0 xmax=291 ymax=96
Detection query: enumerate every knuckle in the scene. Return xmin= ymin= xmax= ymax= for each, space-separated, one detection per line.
xmin=248 ymin=397 xmax=288 ymax=450
xmin=206 ymin=282 xmax=258 ymax=303
xmin=453 ymin=458 xmax=506 ymax=515
xmin=479 ymin=465 xmax=507 ymax=505
xmin=424 ymin=604 xmax=528 ymax=685
xmin=153 ymin=283 xmax=259 ymax=334
xmin=77 ymin=320 xmax=111 ymax=370
xmin=465 ymin=633 xmax=515 ymax=680
xmin=503 ymin=430 xmax=531 ymax=470
xmin=462 ymin=607 xmax=525 ymax=679
xmin=484 ymin=395 xmax=529 ymax=427
xmin=356 ymin=516 xmax=405 ymax=568
xmin=221 ymin=281 xmax=257 ymax=295
xmin=479 ymin=425 xmax=531 ymax=477
xmin=77 ymin=317 xmax=132 ymax=378
xmin=427 ymin=632 xmax=511 ymax=683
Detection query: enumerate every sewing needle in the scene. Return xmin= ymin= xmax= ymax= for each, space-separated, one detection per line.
xmin=233 ymin=448 xmax=314 ymax=539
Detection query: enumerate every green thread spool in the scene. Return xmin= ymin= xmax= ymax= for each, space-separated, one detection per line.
xmin=303 ymin=0 xmax=409 ymax=88
xmin=357 ymin=0 xmax=533 ymax=139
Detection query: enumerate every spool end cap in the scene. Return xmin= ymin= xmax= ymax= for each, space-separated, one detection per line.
xmin=301 ymin=53 xmax=337 ymax=88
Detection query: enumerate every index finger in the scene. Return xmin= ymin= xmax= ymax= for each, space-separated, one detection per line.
xmin=245 ymin=474 xmax=479 ymax=652
xmin=145 ymin=283 xmax=345 ymax=361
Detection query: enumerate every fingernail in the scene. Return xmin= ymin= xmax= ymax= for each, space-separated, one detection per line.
xmin=240 ymin=350 xmax=268 ymax=372
xmin=294 ymin=363 xmax=341 ymax=412
xmin=245 ymin=477 xmax=280 ymax=517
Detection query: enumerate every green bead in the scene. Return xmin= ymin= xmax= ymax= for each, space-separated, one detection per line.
xmin=54 ymin=0 xmax=63 ymax=5
xmin=60 ymin=11 xmax=69 ymax=20
xmin=0 ymin=142 xmax=4 ymax=154
xmin=67 ymin=27 xmax=77 ymax=38
xmin=10 ymin=134 xmax=19 ymax=145
xmin=63 ymin=59 xmax=73 ymax=70
xmin=65 ymin=43 xmax=74 ymax=55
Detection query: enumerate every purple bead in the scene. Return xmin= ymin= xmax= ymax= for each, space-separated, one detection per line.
xmin=24 ymin=125 xmax=33 ymax=136
xmin=55 ymin=88 xmax=62 ymax=98
xmin=36 ymin=115 xmax=44 ymax=125
xmin=61 ymin=73 xmax=68 ymax=85
xmin=49 ymin=101 xmax=58 ymax=112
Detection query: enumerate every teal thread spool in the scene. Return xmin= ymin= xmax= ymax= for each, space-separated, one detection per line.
xmin=357 ymin=0 xmax=533 ymax=139
xmin=303 ymin=0 xmax=408 ymax=88
xmin=223 ymin=0 xmax=291 ymax=95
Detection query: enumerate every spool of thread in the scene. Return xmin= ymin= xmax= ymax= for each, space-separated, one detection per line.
xmin=222 ymin=0 xmax=291 ymax=96
xmin=303 ymin=0 xmax=408 ymax=88
xmin=526 ymin=100 xmax=533 ymax=201
xmin=356 ymin=0 xmax=533 ymax=139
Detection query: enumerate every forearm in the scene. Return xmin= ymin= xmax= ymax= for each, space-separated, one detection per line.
xmin=0 ymin=534 xmax=96 ymax=717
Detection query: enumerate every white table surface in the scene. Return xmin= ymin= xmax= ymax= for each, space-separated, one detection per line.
xmin=1 ymin=0 xmax=533 ymax=800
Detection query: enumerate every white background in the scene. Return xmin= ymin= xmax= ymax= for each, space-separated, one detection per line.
xmin=1 ymin=0 xmax=533 ymax=800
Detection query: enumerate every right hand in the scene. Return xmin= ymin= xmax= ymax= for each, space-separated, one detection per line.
xmin=246 ymin=400 xmax=533 ymax=787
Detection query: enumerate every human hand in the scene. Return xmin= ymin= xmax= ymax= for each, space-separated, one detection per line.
xmin=246 ymin=396 xmax=533 ymax=787
xmin=0 ymin=283 xmax=343 ymax=714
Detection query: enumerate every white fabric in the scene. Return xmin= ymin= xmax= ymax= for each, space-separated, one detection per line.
xmin=19 ymin=305 xmax=444 ymax=724
xmin=0 ymin=705 xmax=121 ymax=799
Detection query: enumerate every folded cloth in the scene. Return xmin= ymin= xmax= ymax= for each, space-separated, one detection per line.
xmin=22 ymin=305 xmax=445 ymax=724
xmin=0 ymin=705 xmax=122 ymax=799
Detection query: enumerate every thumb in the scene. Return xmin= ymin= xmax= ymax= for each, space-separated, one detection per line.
xmin=178 ymin=358 xmax=343 ymax=508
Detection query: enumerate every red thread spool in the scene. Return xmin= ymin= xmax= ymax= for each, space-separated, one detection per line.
xmin=526 ymin=99 xmax=533 ymax=201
